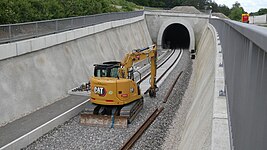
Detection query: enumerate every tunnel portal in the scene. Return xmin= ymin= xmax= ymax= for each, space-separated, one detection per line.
xmin=162 ymin=23 xmax=190 ymax=49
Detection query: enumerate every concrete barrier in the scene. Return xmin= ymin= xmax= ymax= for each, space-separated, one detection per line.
xmin=0 ymin=43 xmax=16 ymax=60
xmin=177 ymin=24 xmax=230 ymax=150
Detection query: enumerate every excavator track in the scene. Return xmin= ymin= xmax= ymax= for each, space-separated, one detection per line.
xmin=80 ymin=98 xmax=144 ymax=128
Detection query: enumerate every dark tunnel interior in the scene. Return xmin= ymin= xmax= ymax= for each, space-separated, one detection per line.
xmin=162 ymin=23 xmax=190 ymax=49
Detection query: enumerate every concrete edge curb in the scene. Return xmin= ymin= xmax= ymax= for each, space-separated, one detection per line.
xmin=208 ymin=23 xmax=231 ymax=150
xmin=0 ymin=100 xmax=88 ymax=150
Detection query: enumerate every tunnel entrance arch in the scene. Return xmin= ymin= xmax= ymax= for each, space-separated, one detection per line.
xmin=162 ymin=23 xmax=190 ymax=49
xmin=157 ymin=19 xmax=195 ymax=51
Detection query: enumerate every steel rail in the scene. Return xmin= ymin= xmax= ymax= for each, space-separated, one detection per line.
xmin=163 ymin=71 xmax=183 ymax=103
xmin=137 ymin=49 xmax=175 ymax=84
xmin=144 ymin=49 xmax=182 ymax=94
xmin=120 ymin=107 xmax=164 ymax=150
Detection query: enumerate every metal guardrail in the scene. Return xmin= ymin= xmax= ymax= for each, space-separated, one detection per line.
xmin=210 ymin=18 xmax=267 ymax=150
xmin=0 ymin=11 xmax=144 ymax=44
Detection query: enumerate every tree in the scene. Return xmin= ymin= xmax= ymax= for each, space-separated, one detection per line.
xmin=127 ymin=0 xmax=209 ymax=8
xmin=229 ymin=1 xmax=245 ymax=21
xmin=232 ymin=1 xmax=240 ymax=8
xmin=0 ymin=0 xmax=19 ymax=24
xmin=218 ymin=4 xmax=230 ymax=16
xmin=209 ymin=2 xmax=219 ymax=12
xmin=258 ymin=8 xmax=267 ymax=15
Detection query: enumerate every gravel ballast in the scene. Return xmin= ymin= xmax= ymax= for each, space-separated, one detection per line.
xmin=132 ymin=49 xmax=192 ymax=149
xmin=25 ymin=49 xmax=192 ymax=150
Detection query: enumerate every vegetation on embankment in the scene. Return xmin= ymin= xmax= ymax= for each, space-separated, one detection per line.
xmin=129 ymin=0 xmax=266 ymax=22
xmin=0 ymin=0 xmax=142 ymax=24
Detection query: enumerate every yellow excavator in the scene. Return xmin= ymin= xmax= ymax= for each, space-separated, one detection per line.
xmin=80 ymin=45 xmax=157 ymax=127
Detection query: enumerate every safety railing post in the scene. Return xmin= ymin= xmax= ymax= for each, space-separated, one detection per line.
xmin=56 ymin=20 xmax=58 ymax=32
xmin=35 ymin=22 xmax=38 ymax=37
xmin=9 ymin=25 xmax=11 ymax=42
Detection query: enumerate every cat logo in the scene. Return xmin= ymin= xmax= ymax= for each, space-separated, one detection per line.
xmin=94 ymin=87 xmax=106 ymax=96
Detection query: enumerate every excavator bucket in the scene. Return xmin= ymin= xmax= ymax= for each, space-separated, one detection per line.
xmin=79 ymin=98 xmax=143 ymax=128
xmin=80 ymin=113 xmax=128 ymax=128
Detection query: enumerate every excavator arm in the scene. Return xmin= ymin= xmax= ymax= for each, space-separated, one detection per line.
xmin=118 ymin=44 xmax=157 ymax=97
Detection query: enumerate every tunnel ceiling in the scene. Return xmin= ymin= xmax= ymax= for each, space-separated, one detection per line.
xmin=162 ymin=23 xmax=190 ymax=49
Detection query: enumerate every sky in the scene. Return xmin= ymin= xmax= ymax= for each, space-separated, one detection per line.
xmin=214 ymin=0 xmax=267 ymax=13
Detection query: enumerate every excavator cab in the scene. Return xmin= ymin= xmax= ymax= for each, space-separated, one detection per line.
xmin=94 ymin=61 xmax=120 ymax=78
xmin=94 ymin=61 xmax=135 ymax=81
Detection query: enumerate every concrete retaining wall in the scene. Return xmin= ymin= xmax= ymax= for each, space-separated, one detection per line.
xmin=178 ymin=24 xmax=217 ymax=149
xmin=0 ymin=19 xmax=152 ymax=126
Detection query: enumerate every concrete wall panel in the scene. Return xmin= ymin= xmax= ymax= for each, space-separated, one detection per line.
xmin=16 ymin=40 xmax=31 ymax=55
xmin=65 ymin=31 xmax=74 ymax=42
xmin=87 ymin=26 xmax=94 ymax=35
xmin=111 ymin=20 xmax=123 ymax=28
xmin=45 ymin=35 xmax=58 ymax=48
xmin=0 ymin=43 xmax=17 ymax=60
xmin=94 ymin=22 xmax=111 ymax=33
xmin=74 ymin=28 xmax=87 ymax=39
xmin=57 ymin=32 xmax=68 ymax=44
xmin=178 ymin=25 xmax=215 ymax=150
xmin=31 ymin=37 xmax=46 ymax=52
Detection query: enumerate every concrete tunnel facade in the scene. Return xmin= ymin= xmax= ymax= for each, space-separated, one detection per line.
xmin=157 ymin=19 xmax=195 ymax=51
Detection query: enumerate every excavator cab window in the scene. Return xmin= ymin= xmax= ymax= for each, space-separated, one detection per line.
xmin=96 ymin=69 xmax=107 ymax=77
xmin=94 ymin=62 xmax=120 ymax=78
xmin=110 ymin=67 xmax=119 ymax=78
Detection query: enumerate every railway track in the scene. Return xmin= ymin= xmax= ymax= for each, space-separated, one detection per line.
xmin=137 ymin=49 xmax=175 ymax=84
xmin=121 ymin=71 xmax=184 ymax=149
xmin=120 ymin=49 xmax=184 ymax=149
xmin=120 ymin=107 xmax=164 ymax=150
xmin=139 ymin=49 xmax=182 ymax=94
